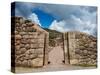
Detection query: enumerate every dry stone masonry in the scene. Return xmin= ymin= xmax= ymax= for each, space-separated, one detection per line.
xmin=64 ymin=32 xmax=97 ymax=66
xmin=11 ymin=17 xmax=49 ymax=67
xmin=11 ymin=17 xmax=97 ymax=69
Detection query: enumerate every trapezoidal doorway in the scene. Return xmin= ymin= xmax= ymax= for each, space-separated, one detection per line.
xmin=47 ymin=31 xmax=66 ymax=67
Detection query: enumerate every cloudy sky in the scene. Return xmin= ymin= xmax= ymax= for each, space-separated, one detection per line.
xmin=11 ymin=2 xmax=97 ymax=36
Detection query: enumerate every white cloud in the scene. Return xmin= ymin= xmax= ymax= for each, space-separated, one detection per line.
xmin=28 ymin=13 xmax=41 ymax=26
xmin=70 ymin=15 xmax=97 ymax=36
xmin=49 ymin=20 xmax=66 ymax=32
xmin=14 ymin=2 xmax=97 ymax=36
xmin=49 ymin=14 xmax=97 ymax=36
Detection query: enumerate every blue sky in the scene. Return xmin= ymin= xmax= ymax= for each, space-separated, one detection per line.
xmin=11 ymin=2 xmax=97 ymax=36
xmin=32 ymin=9 xmax=55 ymax=28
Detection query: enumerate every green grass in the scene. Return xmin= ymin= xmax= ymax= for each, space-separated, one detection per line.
xmin=73 ymin=64 xmax=97 ymax=67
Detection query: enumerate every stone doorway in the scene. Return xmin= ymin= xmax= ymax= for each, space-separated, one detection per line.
xmin=47 ymin=33 xmax=66 ymax=66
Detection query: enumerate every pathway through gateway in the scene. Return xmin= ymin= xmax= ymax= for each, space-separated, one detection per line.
xmin=48 ymin=46 xmax=65 ymax=68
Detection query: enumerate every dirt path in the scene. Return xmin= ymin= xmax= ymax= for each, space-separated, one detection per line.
xmin=48 ymin=46 xmax=64 ymax=66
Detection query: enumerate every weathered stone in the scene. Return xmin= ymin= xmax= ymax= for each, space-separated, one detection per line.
xmin=15 ymin=45 xmax=20 ymax=50
xmin=20 ymin=44 xmax=25 ymax=48
xmin=19 ymin=32 xmax=26 ymax=35
xmin=29 ymin=54 xmax=38 ymax=59
xmin=30 ymin=39 xmax=38 ymax=43
xmin=38 ymin=54 xmax=44 ymax=58
xmin=15 ymin=35 xmax=22 ymax=39
xmin=30 ymin=44 xmax=39 ymax=48
xmin=25 ymin=54 xmax=29 ymax=60
xmin=83 ymin=50 xmax=88 ymax=54
xmin=16 ymin=51 xmax=21 ymax=55
xmin=27 ymin=60 xmax=31 ymax=67
xmin=20 ymin=48 xmax=26 ymax=54
xmin=38 ymin=43 xmax=44 ymax=47
xmin=31 ymin=58 xmax=43 ymax=67
xmin=35 ymin=48 xmax=44 ymax=54
xmin=15 ymin=23 xmax=20 ymax=27
xmin=64 ymin=32 xmax=97 ymax=65
xmin=15 ymin=40 xmax=20 ymax=45
xmin=22 ymin=60 xmax=28 ymax=66
xmin=38 ymin=33 xmax=45 ymax=39
xmin=15 ymin=30 xmax=18 ymax=34
xmin=25 ymin=44 xmax=30 ymax=49
xmin=22 ymin=35 xmax=29 ymax=39
xmin=21 ymin=39 xmax=27 ymax=44
xmin=22 ymin=24 xmax=26 ymax=27
xmin=22 ymin=27 xmax=26 ymax=31
xmin=38 ymin=39 xmax=44 ymax=43
xmin=29 ymin=49 xmax=35 ymax=54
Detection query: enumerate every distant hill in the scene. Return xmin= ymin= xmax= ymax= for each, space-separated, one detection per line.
xmin=43 ymin=28 xmax=63 ymax=47
xmin=43 ymin=28 xmax=62 ymax=39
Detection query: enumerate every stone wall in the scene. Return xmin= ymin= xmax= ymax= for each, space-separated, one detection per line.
xmin=11 ymin=17 xmax=49 ymax=67
xmin=64 ymin=31 xmax=97 ymax=66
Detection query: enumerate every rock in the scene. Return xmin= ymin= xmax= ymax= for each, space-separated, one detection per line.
xmin=16 ymin=60 xmax=21 ymax=65
xmin=15 ymin=40 xmax=20 ymax=45
xmin=20 ymin=44 xmax=25 ymax=48
xmin=25 ymin=54 xmax=29 ymax=60
xmin=25 ymin=44 xmax=30 ymax=49
xmin=30 ymin=39 xmax=37 ymax=43
xmin=15 ymin=23 xmax=20 ymax=27
xmin=30 ymin=44 xmax=38 ymax=48
xmin=21 ymin=39 xmax=27 ymax=44
xmin=16 ymin=51 xmax=21 ymax=55
xmin=38 ymin=43 xmax=44 ymax=47
xmin=15 ymin=35 xmax=22 ymax=39
xmin=15 ymin=45 xmax=20 ymax=50
xmin=22 ymin=60 xmax=28 ymax=66
xmin=22 ymin=27 xmax=26 ymax=31
xmin=31 ymin=58 xmax=43 ymax=67
xmin=38 ymin=39 xmax=44 ymax=43
xmin=22 ymin=35 xmax=29 ymax=39
xmin=83 ymin=50 xmax=88 ymax=54
xmin=22 ymin=24 xmax=26 ymax=27
xmin=34 ymin=48 xmax=44 ymax=54
xmin=27 ymin=60 xmax=31 ymax=67
xmin=19 ymin=32 xmax=26 ymax=35
xmin=29 ymin=54 xmax=38 ymax=59
xmin=29 ymin=49 xmax=35 ymax=54
xmin=15 ymin=30 xmax=18 ymax=34
xmin=38 ymin=33 xmax=45 ymax=39
xmin=20 ymin=48 xmax=26 ymax=54
xmin=27 ymin=22 xmax=33 ymax=26
xmin=38 ymin=54 xmax=44 ymax=58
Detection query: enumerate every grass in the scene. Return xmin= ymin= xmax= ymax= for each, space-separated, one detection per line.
xmin=72 ymin=64 xmax=97 ymax=67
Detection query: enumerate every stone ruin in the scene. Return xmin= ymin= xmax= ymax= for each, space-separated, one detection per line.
xmin=11 ymin=17 xmax=49 ymax=68
xmin=11 ymin=17 xmax=97 ymax=69
xmin=63 ymin=32 xmax=97 ymax=66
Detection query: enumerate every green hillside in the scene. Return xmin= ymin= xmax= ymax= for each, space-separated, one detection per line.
xmin=43 ymin=28 xmax=63 ymax=47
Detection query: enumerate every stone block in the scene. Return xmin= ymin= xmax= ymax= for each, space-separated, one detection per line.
xmin=30 ymin=39 xmax=38 ymax=43
xmin=15 ymin=45 xmax=20 ymax=50
xmin=22 ymin=35 xmax=29 ymax=39
xmin=15 ymin=35 xmax=22 ymax=39
xmin=30 ymin=44 xmax=39 ymax=49
xmin=31 ymin=58 xmax=43 ymax=67
xmin=29 ymin=54 xmax=38 ymax=59
xmin=20 ymin=48 xmax=26 ymax=54
xmin=34 ymin=48 xmax=44 ymax=54
xmin=19 ymin=32 xmax=26 ymax=35
xmin=25 ymin=44 xmax=30 ymax=49
xmin=22 ymin=60 xmax=28 ymax=66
